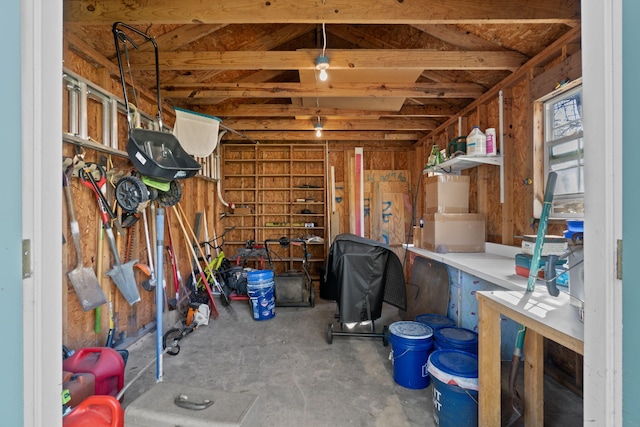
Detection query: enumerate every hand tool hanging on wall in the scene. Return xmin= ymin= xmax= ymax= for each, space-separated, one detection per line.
xmin=140 ymin=203 xmax=157 ymax=292
xmin=81 ymin=164 xmax=140 ymax=305
xmin=62 ymin=170 xmax=107 ymax=311
xmin=165 ymin=208 xmax=189 ymax=312
xmin=505 ymin=171 xmax=558 ymax=427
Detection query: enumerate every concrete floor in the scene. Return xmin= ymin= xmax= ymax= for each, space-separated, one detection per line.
xmin=119 ymin=297 xmax=583 ymax=426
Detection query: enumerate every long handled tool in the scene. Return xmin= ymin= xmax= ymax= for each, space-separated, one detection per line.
xmin=81 ymin=165 xmax=140 ymax=305
xmin=177 ymin=203 xmax=234 ymax=310
xmin=140 ymin=205 xmax=156 ymax=291
xmin=62 ymin=171 xmax=107 ymax=311
xmin=172 ymin=205 xmax=220 ymax=319
xmin=505 ymin=171 xmax=558 ymax=426
xmin=165 ymin=208 xmax=190 ymax=312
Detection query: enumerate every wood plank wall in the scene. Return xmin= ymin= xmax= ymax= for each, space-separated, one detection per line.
xmin=413 ymin=27 xmax=582 ymax=246
xmin=63 ymin=39 xmax=220 ymax=350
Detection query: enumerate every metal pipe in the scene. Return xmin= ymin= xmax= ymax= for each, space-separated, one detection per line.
xmin=155 ymin=208 xmax=165 ymax=382
xmin=214 ymin=131 xmax=231 ymax=208
xmin=499 ymin=90 xmax=505 ymax=204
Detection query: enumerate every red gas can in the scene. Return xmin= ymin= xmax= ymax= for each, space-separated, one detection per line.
xmin=63 ymin=370 xmax=96 ymax=408
xmin=63 ymin=347 xmax=124 ymax=397
xmin=63 ymin=395 xmax=124 ymax=427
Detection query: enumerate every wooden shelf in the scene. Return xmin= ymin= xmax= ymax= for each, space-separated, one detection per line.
xmin=423 ymin=154 xmax=502 ymax=174
xmin=423 ymin=154 xmax=505 ymax=204
xmin=222 ymin=143 xmax=327 ymax=277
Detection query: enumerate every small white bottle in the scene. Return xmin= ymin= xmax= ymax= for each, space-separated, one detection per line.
xmin=466 ymin=126 xmax=486 ymax=156
xmin=485 ymin=128 xmax=497 ymax=156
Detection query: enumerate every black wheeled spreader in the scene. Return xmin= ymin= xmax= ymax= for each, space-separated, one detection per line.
xmin=111 ymin=22 xmax=201 ymax=214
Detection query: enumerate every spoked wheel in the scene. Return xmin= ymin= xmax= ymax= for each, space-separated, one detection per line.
xmin=157 ymin=180 xmax=182 ymax=207
xmin=163 ymin=328 xmax=183 ymax=356
xmin=327 ymin=323 xmax=334 ymax=345
xmin=382 ymin=325 xmax=390 ymax=347
xmin=115 ymin=176 xmax=149 ymax=213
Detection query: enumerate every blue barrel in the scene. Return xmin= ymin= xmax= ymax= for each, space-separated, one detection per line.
xmin=427 ymin=349 xmax=479 ymax=427
xmin=388 ymin=321 xmax=434 ymax=389
xmin=434 ymin=327 xmax=478 ymax=354
xmin=415 ymin=314 xmax=456 ymax=332
xmin=247 ymin=270 xmax=275 ymax=321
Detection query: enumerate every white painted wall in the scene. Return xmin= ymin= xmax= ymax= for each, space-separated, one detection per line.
xmin=21 ymin=0 xmax=63 ymax=425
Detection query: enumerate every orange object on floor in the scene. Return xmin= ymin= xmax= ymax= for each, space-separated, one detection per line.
xmin=63 ymin=395 xmax=124 ymax=427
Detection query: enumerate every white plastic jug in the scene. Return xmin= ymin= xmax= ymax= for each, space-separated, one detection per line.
xmin=466 ymin=126 xmax=486 ymax=156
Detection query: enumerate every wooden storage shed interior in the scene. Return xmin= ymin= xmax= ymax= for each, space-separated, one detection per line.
xmin=61 ymin=0 xmax=582 ymax=383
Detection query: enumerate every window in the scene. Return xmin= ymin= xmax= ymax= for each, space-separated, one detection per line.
xmin=542 ymin=84 xmax=584 ymax=218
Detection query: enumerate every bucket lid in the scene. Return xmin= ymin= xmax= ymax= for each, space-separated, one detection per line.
xmin=247 ymin=269 xmax=274 ymax=281
xmin=415 ymin=314 xmax=456 ymax=329
xmin=389 ymin=321 xmax=433 ymax=340
xmin=428 ymin=349 xmax=478 ymax=378
xmin=435 ymin=327 xmax=478 ymax=345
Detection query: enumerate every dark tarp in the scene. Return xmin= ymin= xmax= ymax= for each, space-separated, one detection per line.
xmin=323 ymin=233 xmax=407 ymax=323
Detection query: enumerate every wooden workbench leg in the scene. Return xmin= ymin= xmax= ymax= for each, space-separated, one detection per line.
xmin=478 ymin=297 xmax=501 ymax=426
xmin=524 ymin=328 xmax=544 ymax=426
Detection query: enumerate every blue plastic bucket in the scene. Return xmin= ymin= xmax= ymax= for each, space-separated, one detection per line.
xmin=388 ymin=321 xmax=434 ymax=389
xmin=427 ymin=349 xmax=479 ymax=427
xmin=434 ymin=327 xmax=478 ymax=355
xmin=415 ymin=314 xmax=456 ymax=332
xmin=247 ymin=270 xmax=275 ymax=321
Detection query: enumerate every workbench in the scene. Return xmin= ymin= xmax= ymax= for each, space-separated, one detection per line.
xmin=477 ymin=290 xmax=583 ymax=426
xmin=406 ymin=243 xmax=584 ymax=425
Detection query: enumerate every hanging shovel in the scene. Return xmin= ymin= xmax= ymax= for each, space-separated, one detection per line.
xmin=81 ymin=167 xmax=140 ymax=305
xmin=62 ymin=172 xmax=107 ymax=311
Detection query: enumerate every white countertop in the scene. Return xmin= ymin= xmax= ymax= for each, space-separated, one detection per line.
xmin=406 ymin=242 xmax=547 ymax=292
xmin=407 ymin=242 xmax=585 ymax=346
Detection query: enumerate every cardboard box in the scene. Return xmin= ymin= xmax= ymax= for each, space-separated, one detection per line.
xmin=421 ymin=213 xmax=485 ymax=253
xmin=425 ymin=175 xmax=470 ymax=214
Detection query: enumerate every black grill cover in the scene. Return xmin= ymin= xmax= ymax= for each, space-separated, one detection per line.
xmin=324 ymin=234 xmax=407 ymax=322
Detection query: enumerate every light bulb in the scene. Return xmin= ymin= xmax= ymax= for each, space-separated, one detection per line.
xmin=314 ymin=122 xmax=323 ymax=137
xmin=315 ymin=55 xmax=330 ymax=82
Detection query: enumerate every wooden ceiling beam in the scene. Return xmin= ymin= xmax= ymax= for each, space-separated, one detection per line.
xmin=220 ymin=118 xmax=439 ymax=131
xmin=64 ymin=0 xmax=580 ymax=25
xmin=162 ymin=82 xmax=484 ymax=99
xmin=221 ymin=130 xmax=423 ymax=141
xmin=412 ymin=24 xmax=506 ymax=51
xmin=137 ymin=24 xmax=228 ymax=53
xmin=127 ymin=49 xmax=527 ymax=71
xmin=201 ymin=103 xmax=459 ymax=117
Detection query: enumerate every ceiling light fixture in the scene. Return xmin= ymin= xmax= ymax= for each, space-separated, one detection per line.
xmin=314 ymin=118 xmax=323 ymax=137
xmin=315 ymin=23 xmax=329 ymax=82
xmin=315 ymin=56 xmax=329 ymax=82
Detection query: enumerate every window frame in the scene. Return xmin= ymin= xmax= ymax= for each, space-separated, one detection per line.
xmin=533 ymin=79 xmax=584 ymax=220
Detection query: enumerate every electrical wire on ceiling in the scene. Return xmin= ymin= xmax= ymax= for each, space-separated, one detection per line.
xmin=315 ymin=23 xmax=330 ymax=82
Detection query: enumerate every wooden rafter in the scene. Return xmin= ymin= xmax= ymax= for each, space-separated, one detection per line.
xmin=220 ymin=118 xmax=439 ymax=131
xmin=201 ymin=104 xmax=459 ymax=117
xmin=162 ymin=82 xmax=485 ymax=99
xmin=125 ymin=49 xmax=528 ymax=71
xmin=64 ymin=0 xmax=580 ymax=25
